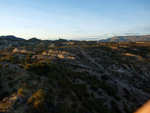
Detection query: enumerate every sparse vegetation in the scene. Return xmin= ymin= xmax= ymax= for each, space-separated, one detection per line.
xmin=0 ymin=41 xmax=150 ymax=113
xmin=28 ymin=89 xmax=44 ymax=107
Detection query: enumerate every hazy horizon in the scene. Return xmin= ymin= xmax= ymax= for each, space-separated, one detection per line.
xmin=0 ymin=0 xmax=150 ymax=40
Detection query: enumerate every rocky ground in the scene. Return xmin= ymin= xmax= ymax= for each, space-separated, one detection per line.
xmin=0 ymin=42 xmax=150 ymax=113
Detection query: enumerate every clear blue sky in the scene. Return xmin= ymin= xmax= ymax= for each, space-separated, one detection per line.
xmin=0 ymin=0 xmax=149 ymax=40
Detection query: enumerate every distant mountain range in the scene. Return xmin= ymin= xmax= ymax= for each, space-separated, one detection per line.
xmin=0 ymin=35 xmax=43 ymax=42
xmin=100 ymin=35 xmax=150 ymax=42
xmin=0 ymin=36 xmax=42 ymax=49
xmin=1 ymin=35 xmax=150 ymax=43
xmin=0 ymin=35 xmax=68 ymax=50
xmin=0 ymin=35 xmax=66 ymax=42
xmin=0 ymin=35 xmax=25 ymax=41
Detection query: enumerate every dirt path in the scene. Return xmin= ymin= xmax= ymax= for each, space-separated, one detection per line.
xmin=79 ymin=47 xmax=109 ymax=75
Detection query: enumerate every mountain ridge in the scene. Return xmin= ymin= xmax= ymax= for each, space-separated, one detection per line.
xmin=1 ymin=35 xmax=150 ymax=42
xmin=0 ymin=35 xmax=26 ymax=41
xmin=100 ymin=35 xmax=150 ymax=42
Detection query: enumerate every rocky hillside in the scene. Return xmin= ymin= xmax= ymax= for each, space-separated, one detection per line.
xmin=0 ymin=41 xmax=150 ymax=113
xmin=100 ymin=35 xmax=150 ymax=42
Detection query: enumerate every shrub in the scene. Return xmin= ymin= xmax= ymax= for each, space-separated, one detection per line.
xmin=58 ymin=103 xmax=71 ymax=113
xmin=7 ymin=76 xmax=13 ymax=80
xmin=92 ymin=98 xmax=109 ymax=113
xmin=78 ymin=107 xmax=86 ymax=113
xmin=35 ymin=62 xmax=49 ymax=75
xmin=72 ymin=84 xmax=88 ymax=101
xmin=25 ymin=63 xmax=33 ymax=71
xmin=25 ymin=64 xmax=35 ymax=71
xmin=123 ymin=104 xmax=130 ymax=113
xmin=0 ymin=64 xmax=2 ymax=68
xmin=110 ymin=100 xmax=121 ymax=113
xmin=123 ymin=94 xmax=131 ymax=101
xmin=18 ymin=88 xmax=25 ymax=97
xmin=5 ymin=64 xmax=9 ymax=68
xmin=8 ymin=82 xmax=14 ymax=88
xmin=58 ymin=87 xmax=71 ymax=99
xmin=115 ymin=95 xmax=121 ymax=101
xmin=28 ymin=89 xmax=45 ymax=108
xmin=101 ymin=75 xmax=109 ymax=81
xmin=90 ymin=84 xmax=99 ymax=91
xmin=19 ymin=64 xmax=24 ymax=68
xmin=0 ymin=56 xmax=14 ymax=62
xmin=25 ymin=62 xmax=49 ymax=75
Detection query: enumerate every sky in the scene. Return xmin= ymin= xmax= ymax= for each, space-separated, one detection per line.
xmin=0 ymin=0 xmax=150 ymax=40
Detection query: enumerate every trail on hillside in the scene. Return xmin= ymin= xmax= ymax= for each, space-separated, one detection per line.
xmin=79 ymin=47 xmax=109 ymax=75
